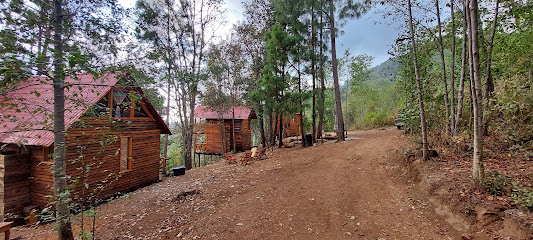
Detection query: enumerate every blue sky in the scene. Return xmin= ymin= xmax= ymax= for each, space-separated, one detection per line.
xmin=119 ymin=0 xmax=403 ymax=67
xmin=222 ymin=0 xmax=403 ymax=67
xmin=337 ymin=6 xmax=404 ymax=67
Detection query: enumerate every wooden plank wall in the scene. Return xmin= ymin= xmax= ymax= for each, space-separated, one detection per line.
xmin=29 ymin=146 xmax=54 ymax=210
xmin=30 ymin=117 xmax=162 ymax=209
xmin=204 ymin=120 xmax=228 ymax=154
xmin=288 ymin=114 xmax=301 ymax=136
xmin=274 ymin=114 xmax=301 ymax=137
xmin=0 ymin=157 xmax=3 ymax=220
xmin=202 ymin=119 xmax=253 ymax=154
xmin=1 ymin=154 xmax=31 ymax=221
xmin=240 ymin=119 xmax=252 ymax=150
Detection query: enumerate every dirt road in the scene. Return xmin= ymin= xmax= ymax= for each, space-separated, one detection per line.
xmin=14 ymin=128 xmax=462 ymax=239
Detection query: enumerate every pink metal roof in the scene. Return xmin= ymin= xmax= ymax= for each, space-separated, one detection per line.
xmin=0 ymin=73 xmax=166 ymax=146
xmin=194 ymin=106 xmax=256 ymax=120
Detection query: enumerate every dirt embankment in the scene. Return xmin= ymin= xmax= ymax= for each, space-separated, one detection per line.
xmin=403 ymin=135 xmax=533 ymax=240
xmin=11 ymin=128 xmax=530 ymax=239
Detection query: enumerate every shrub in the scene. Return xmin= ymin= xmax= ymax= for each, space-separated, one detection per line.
xmin=482 ymin=171 xmax=511 ymax=196
xmin=510 ymin=182 xmax=533 ymax=211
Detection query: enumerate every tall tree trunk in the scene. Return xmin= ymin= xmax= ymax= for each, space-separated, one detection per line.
xmin=329 ymin=0 xmax=345 ymax=141
xmin=469 ymin=0 xmax=485 ymax=180
xmin=271 ymin=111 xmax=277 ymax=147
xmin=454 ymin=2 xmax=468 ymax=136
xmin=407 ymin=0 xmax=429 ymax=160
xmin=232 ymin=95 xmax=236 ymax=152
xmin=163 ymin=83 xmax=169 ymax=173
xmin=482 ymin=0 xmax=499 ymax=135
xmin=183 ymin=128 xmax=193 ymax=169
xmin=298 ymin=61 xmax=306 ymax=147
xmin=52 ymin=0 xmax=74 ymax=239
xmin=311 ymin=2 xmax=317 ymax=143
xmin=162 ymin=0 xmax=173 ymax=175
xmin=450 ymin=0 xmax=457 ymax=134
xmin=436 ymin=0 xmax=450 ymax=135
xmin=318 ymin=5 xmax=325 ymax=142
xmin=219 ymin=120 xmax=226 ymax=153
xmin=278 ymin=112 xmax=283 ymax=148
xmin=467 ymin=1 xmax=475 ymax=134
xmin=259 ymin=106 xmax=266 ymax=147
xmin=163 ymin=78 xmax=170 ymax=171
xmin=185 ymin=84 xmax=197 ymax=169
xmin=469 ymin=72 xmax=474 ymax=133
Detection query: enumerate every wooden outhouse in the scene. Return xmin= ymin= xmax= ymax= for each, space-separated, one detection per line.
xmin=274 ymin=113 xmax=302 ymax=137
xmin=194 ymin=106 xmax=257 ymax=154
xmin=0 ymin=72 xmax=171 ymax=224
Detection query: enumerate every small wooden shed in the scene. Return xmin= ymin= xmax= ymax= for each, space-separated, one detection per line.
xmin=0 ymin=72 xmax=171 ymax=224
xmin=274 ymin=113 xmax=302 ymax=137
xmin=194 ymin=106 xmax=257 ymax=154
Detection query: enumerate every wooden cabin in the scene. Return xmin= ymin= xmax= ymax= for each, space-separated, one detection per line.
xmin=194 ymin=106 xmax=257 ymax=154
xmin=0 ymin=73 xmax=171 ymax=224
xmin=274 ymin=113 xmax=302 ymax=138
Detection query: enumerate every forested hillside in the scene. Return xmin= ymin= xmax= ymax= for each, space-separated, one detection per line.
xmin=370 ymin=57 xmax=400 ymax=81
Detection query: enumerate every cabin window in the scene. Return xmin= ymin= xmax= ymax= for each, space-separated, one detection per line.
xmin=84 ymin=94 xmax=111 ymax=117
xmin=234 ymin=120 xmax=241 ymax=132
xmin=113 ymin=89 xmax=132 ymax=118
xmin=120 ymin=137 xmax=132 ymax=171
xmin=84 ymin=88 xmax=151 ymax=119
xmin=133 ymin=101 xmax=148 ymax=117
xmin=42 ymin=144 xmax=54 ymax=162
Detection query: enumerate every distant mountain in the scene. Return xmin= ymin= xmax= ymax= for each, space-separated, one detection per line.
xmin=369 ymin=57 xmax=400 ymax=82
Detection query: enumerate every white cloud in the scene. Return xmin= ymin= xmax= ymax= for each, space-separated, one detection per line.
xmin=118 ymin=0 xmax=136 ymax=8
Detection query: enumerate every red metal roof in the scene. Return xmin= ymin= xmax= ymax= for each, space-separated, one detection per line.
xmin=0 ymin=72 xmax=170 ymax=146
xmin=194 ymin=106 xmax=256 ymax=120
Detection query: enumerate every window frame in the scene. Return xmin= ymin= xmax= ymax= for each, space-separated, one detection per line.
xmin=42 ymin=144 xmax=54 ymax=163
xmin=89 ymin=88 xmax=152 ymax=119
xmin=119 ymin=136 xmax=133 ymax=172
xmin=234 ymin=120 xmax=242 ymax=132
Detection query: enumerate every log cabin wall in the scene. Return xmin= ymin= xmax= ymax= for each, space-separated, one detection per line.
xmin=0 ymin=153 xmax=31 ymax=222
xmin=201 ymin=118 xmax=252 ymax=154
xmin=29 ymin=117 xmax=162 ymax=209
xmin=204 ymin=120 xmax=230 ymax=154
xmin=29 ymin=145 xmax=54 ymax=211
xmin=274 ymin=114 xmax=301 ymax=137
xmin=0 ymin=157 xmax=3 ymax=220
xmin=240 ymin=119 xmax=252 ymax=150
xmin=288 ymin=115 xmax=301 ymax=136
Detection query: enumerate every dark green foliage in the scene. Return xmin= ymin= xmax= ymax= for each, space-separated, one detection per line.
xmin=255 ymin=22 xmax=303 ymax=116
xmin=482 ymin=171 xmax=533 ymax=210
xmin=482 ymin=171 xmax=511 ymax=196
xmin=490 ymin=29 xmax=533 ymax=149
xmin=0 ymin=0 xmax=127 ymax=81
xmin=166 ymin=130 xmax=184 ymax=171
xmin=511 ymin=182 xmax=533 ymax=211
xmin=339 ymin=52 xmax=398 ymax=129
xmin=370 ymin=58 xmax=400 ymax=81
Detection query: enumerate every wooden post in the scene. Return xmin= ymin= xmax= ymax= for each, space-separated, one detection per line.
xmin=0 ymin=222 xmax=13 ymax=240
xmin=0 ymin=155 xmax=4 ymax=222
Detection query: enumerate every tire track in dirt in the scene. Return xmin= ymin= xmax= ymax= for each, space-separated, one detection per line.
xmin=171 ymin=128 xmax=463 ymax=239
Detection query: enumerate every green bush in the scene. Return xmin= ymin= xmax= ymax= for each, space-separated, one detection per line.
xmin=482 ymin=171 xmax=511 ymax=196
xmin=510 ymin=182 xmax=533 ymax=210
xmin=357 ymin=111 xmax=394 ymax=129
